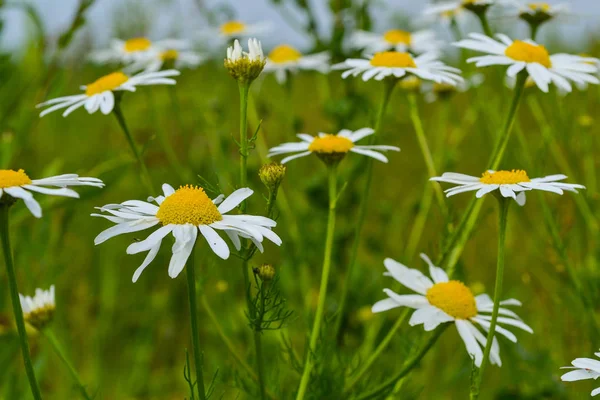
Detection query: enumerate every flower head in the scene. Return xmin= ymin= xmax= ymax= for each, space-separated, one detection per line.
xmin=516 ymin=2 xmax=569 ymax=26
xmin=263 ymin=44 xmax=329 ymax=84
xmin=218 ymin=20 xmax=271 ymax=39
xmin=431 ymin=170 xmax=585 ymax=206
xmin=372 ymin=254 xmax=532 ymax=367
xmin=225 ymin=38 xmax=266 ymax=83
xmin=561 ymin=352 xmax=600 ymax=396
xmin=90 ymin=38 xmax=188 ymax=67
xmin=37 ymin=70 xmax=180 ymax=117
xmin=332 ymin=51 xmax=463 ymax=85
xmin=126 ymin=43 xmax=206 ymax=73
xmin=259 ymin=162 xmax=287 ymax=191
xmin=454 ymin=33 xmax=600 ymax=93
xmin=19 ymin=285 xmax=55 ymax=330
xmin=0 ymin=170 xmax=104 ymax=217
xmin=267 ymin=128 xmax=400 ymax=165
xmin=348 ymin=29 xmax=442 ymax=55
xmin=93 ymin=184 xmax=281 ymax=282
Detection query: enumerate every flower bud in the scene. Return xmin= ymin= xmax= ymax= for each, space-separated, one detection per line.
xmin=254 ymin=264 xmax=276 ymax=282
xmin=224 ymin=38 xmax=266 ymax=84
xmin=259 ymin=162 xmax=286 ymax=191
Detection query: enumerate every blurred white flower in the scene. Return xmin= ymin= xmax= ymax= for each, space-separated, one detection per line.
xmin=89 ymin=37 xmax=188 ymax=66
xmin=431 ymin=170 xmax=585 ymax=206
xmin=348 ymin=29 xmax=442 ymax=55
xmin=0 ymin=170 xmax=103 ymax=217
xmin=19 ymin=285 xmax=55 ymax=330
xmin=37 ymin=70 xmax=180 ymax=117
xmin=454 ymin=33 xmax=600 ymax=93
xmin=263 ymin=44 xmax=329 ymax=84
xmin=372 ymin=254 xmax=532 ymax=368
xmin=561 ymin=352 xmax=600 ymax=397
xmin=332 ymin=51 xmax=463 ymax=85
xmin=268 ymin=128 xmax=399 ymax=164
xmin=93 ymin=184 xmax=281 ymax=282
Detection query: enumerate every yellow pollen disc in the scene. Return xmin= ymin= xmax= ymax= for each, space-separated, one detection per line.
xmin=268 ymin=45 xmax=302 ymax=64
xmin=85 ymin=72 xmax=129 ymax=96
xmin=0 ymin=169 xmax=32 ymax=188
xmin=370 ymin=51 xmax=416 ymax=68
xmin=505 ymin=40 xmax=552 ymax=68
xmin=480 ymin=169 xmax=531 ymax=184
xmin=528 ymin=2 xmax=550 ymax=11
xmin=426 ymin=281 xmax=477 ymax=320
xmin=124 ymin=37 xmax=152 ymax=52
xmin=383 ymin=29 xmax=411 ymax=45
xmin=161 ymin=49 xmax=179 ymax=61
xmin=220 ymin=21 xmax=246 ymax=35
xmin=156 ymin=185 xmax=223 ymax=226
xmin=308 ymin=135 xmax=354 ymax=154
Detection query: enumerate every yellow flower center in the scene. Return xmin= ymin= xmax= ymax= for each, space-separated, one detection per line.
xmin=383 ymin=29 xmax=411 ymax=45
xmin=0 ymin=169 xmax=32 ymax=188
xmin=85 ymin=72 xmax=129 ymax=96
xmin=160 ymin=49 xmax=179 ymax=61
xmin=156 ymin=185 xmax=223 ymax=226
xmin=220 ymin=21 xmax=246 ymax=35
xmin=124 ymin=37 xmax=152 ymax=52
xmin=505 ymin=40 xmax=552 ymax=68
xmin=479 ymin=169 xmax=531 ymax=184
xmin=268 ymin=45 xmax=302 ymax=64
xmin=528 ymin=2 xmax=550 ymax=11
xmin=426 ymin=281 xmax=477 ymax=320
xmin=308 ymin=135 xmax=354 ymax=154
xmin=370 ymin=51 xmax=416 ymax=68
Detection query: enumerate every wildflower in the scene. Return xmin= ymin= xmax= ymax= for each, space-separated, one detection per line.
xmin=93 ymin=184 xmax=281 ymax=282
xmin=424 ymin=0 xmax=507 ymax=17
xmin=127 ymin=47 xmax=205 ymax=73
xmin=561 ymin=352 xmax=600 ymax=396
xmin=217 ymin=20 xmax=271 ymax=39
xmin=259 ymin=162 xmax=286 ymax=191
xmin=224 ymin=38 xmax=266 ymax=83
xmin=422 ymin=3 xmax=467 ymax=25
xmin=332 ymin=51 xmax=463 ymax=84
xmin=515 ymin=2 xmax=569 ymax=26
xmin=19 ymin=285 xmax=55 ymax=330
xmin=0 ymin=170 xmax=104 ymax=217
xmin=372 ymin=254 xmax=532 ymax=367
xmin=454 ymin=33 xmax=600 ymax=92
xmin=430 ymin=170 xmax=585 ymax=206
xmin=267 ymin=128 xmax=400 ymax=165
xmin=263 ymin=44 xmax=329 ymax=84
xmin=89 ymin=37 xmax=188 ymax=66
xmin=36 ymin=70 xmax=180 ymax=117
xmin=254 ymin=264 xmax=276 ymax=281
xmin=348 ymin=29 xmax=441 ymax=55
xmin=422 ymin=73 xmax=484 ymax=102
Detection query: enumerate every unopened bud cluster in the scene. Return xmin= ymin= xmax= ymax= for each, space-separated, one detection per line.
xmin=224 ymin=38 xmax=266 ymax=84
xmin=259 ymin=162 xmax=287 ymax=191
xmin=254 ymin=264 xmax=276 ymax=282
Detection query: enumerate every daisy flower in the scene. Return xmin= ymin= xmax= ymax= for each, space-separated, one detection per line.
xmin=515 ymin=2 xmax=569 ymax=25
xmin=93 ymin=184 xmax=281 ymax=282
xmin=216 ymin=20 xmax=271 ymax=40
xmin=224 ymin=38 xmax=266 ymax=83
xmin=36 ymin=70 xmax=180 ymax=117
xmin=267 ymin=128 xmax=400 ymax=165
xmin=372 ymin=254 xmax=532 ymax=367
xmin=125 ymin=43 xmax=205 ymax=73
xmin=332 ymin=51 xmax=463 ymax=84
xmin=454 ymin=33 xmax=600 ymax=92
xmin=0 ymin=169 xmax=104 ymax=217
xmin=348 ymin=29 xmax=442 ymax=55
xmin=430 ymin=169 xmax=585 ymax=206
xmin=561 ymin=352 xmax=600 ymax=396
xmin=19 ymin=285 xmax=55 ymax=330
xmin=422 ymin=2 xmax=467 ymax=25
xmin=263 ymin=44 xmax=329 ymax=84
xmin=90 ymin=37 xmax=188 ymax=66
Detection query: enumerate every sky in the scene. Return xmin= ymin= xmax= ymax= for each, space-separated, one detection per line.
xmin=1 ymin=0 xmax=599 ymax=54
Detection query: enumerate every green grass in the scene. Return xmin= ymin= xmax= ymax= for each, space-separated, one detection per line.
xmin=1 ymin=27 xmax=600 ymax=399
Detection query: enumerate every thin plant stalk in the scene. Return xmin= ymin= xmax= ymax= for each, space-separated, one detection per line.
xmin=112 ymin=100 xmax=154 ymax=193
xmin=238 ymin=82 xmax=251 ymax=208
xmin=296 ymin=164 xmax=338 ymax=400
xmin=470 ymin=197 xmax=510 ymax=399
xmin=254 ymin=279 xmax=268 ymax=400
xmin=43 ymin=328 xmax=91 ymax=400
xmin=185 ymin=245 xmax=207 ymax=400
xmin=333 ymin=79 xmax=396 ymax=338
xmin=407 ymin=94 xmax=447 ymax=216
xmin=0 ymin=205 xmax=43 ymax=400
xmin=476 ymin=12 xmax=493 ymax=37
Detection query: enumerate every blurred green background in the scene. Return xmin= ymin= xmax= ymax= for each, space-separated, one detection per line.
xmin=2 ymin=1 xmax=600 ymax=399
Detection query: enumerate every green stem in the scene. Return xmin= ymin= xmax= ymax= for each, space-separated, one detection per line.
xmin=332 ymin=79 xmax=396 ymax=339
xmin=296 ymin=165 xmax=338 ymax=400
xmin=254 ymin=280 xmax=268 ymax=400
xmin=343 ymin=310 xmax=409 ymax=394
xmin=239 ymin=82 xmax=250 ymax=207
xmin=112 ymin=101 xmax=154 ymax=193
xmin=476 ymin=12 xmax=493 ymax=37
xmin=355 ymin=326 xmax=448 ymax=400
xmin=185 ymin=245 xmax=207 ymax=400
xmin=0 ymin=205 xmax=43 ymax=400
xmin=43 ymin=329 xmax=90 ymax=400
xmin=407 ymin=94 xmax=447 ymax=216
xmin=530 ymin=24 xmax=540 ymax=41
xmin=470 ymin=197 xmax=510 ymax=399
